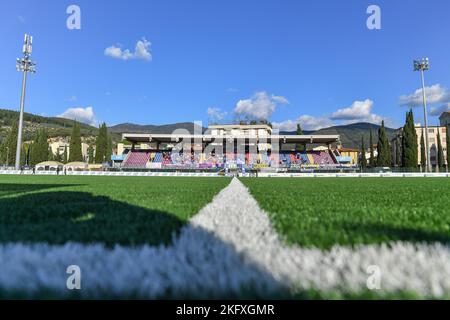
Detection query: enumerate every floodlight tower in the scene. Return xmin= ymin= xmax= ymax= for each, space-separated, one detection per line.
xmin=15 ymin=34 xmax=36 ymax=170
xmin=413 ymin=58 xmax=431 ymax=173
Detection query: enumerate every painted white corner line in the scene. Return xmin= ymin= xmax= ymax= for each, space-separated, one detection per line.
xmin=0 ymin=177 xmax=449 ymax=297
xmin=192 ymin=178 xmax=450 ymax=297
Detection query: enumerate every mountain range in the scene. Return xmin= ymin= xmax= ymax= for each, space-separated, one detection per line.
xmin=281 ymin=122 xmax=397 ymax=149
xmin=0 ymin=108 xmax=396 ymax=149
xmin=108 ymin=122 xmax=204 ymax=135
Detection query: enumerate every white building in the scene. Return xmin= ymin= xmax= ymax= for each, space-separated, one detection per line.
xmin=392 ymin=123 xmax=448 ymax=167
xmin=48 ymin=137 xmax=90 ymax=162
xmin=415 ymin=125 xmax=447 ymax=166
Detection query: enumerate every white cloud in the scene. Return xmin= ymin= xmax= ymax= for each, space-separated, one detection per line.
xmin=399 ymin=84 xmax=450 ymax=106
xmin=273 ymin=98 xmax=392 ymax=132
xmin=134 ymin=38 xmax=152 ymax=60
xmin=57 ymin=107 xmax=97 ymax=126
xmin=207 ymin=107 xmax=227 ymax=122
xmin=104 ymin=38 xmax=152 ymax=61
xmin=104 ymin=46 xmax=133 ymax=60
xmin=234 ymin=91 xmax=289 ymax=121
xmin=272 ymin=120 xmax=298 ymax=132
xmin=354 ymin=113 xmax=383 ymax=124
xmin=271 ymin=95 xmax=290 ymax=105
xmin=298 ymin=115 xmax=333 ymax=130
xmin=331 ymin=99 xmax=374 ymax=120
xmin=430 ymin=103 xmax=450 ymax=117
xmin=273 ymin=115 xmax=332 ymax=131
xmin=330 ymin=99 xmax=386 ymax=125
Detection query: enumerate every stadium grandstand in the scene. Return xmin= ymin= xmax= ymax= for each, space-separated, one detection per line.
xmin=116 ymin=124 xmax=358 ymax=173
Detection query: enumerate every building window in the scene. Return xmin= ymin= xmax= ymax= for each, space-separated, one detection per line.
xmin=428 ymin=129 xmax=435 ymax=133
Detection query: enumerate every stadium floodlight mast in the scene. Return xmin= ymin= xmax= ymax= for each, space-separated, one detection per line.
xmin=15 ymin=34 xmax=36 ymax=170
xmin=413 ymin=58 xmax=431 ymax=173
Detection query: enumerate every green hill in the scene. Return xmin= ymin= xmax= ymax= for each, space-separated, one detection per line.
xmin=281 ymin=122 xmax=397 ymax=149
xmin=0 ymin=108 xmax=99 ymax=142
xmin=313 ymin=123 xmax=397 ymax=149
xmin=109 ymin=122 xmax=205 ymax=134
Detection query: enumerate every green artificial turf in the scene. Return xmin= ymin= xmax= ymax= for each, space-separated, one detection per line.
xmin=241 ymin=178 xmax=450 ymax=249
xmin=0 ymin=175 xmax=231 ymax=246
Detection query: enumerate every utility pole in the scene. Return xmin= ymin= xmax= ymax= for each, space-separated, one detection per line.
xmin=15 ymin=34 xmax=36 ymax=170
xmin=414 ymin=58 xmax=431 ymax=172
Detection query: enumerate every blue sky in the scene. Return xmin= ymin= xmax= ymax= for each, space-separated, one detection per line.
xmin=1 ymin=0 xmax=449 ymax=130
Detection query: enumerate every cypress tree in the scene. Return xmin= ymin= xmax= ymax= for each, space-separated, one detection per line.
xmin=376 ymin=121 xmax=391 ymax=167
xmin=402 ymin=110 xmax=418 ymax=169
xmin=30 ymin=129 xmax=49 ymax=166
xmin=94 ymin=123 xmax=106 ymax=163
xmin=411 ymin=111 xmax=418 ymax=167
xmin=94 ymin=123 xmax=111 ymax=163
xmin=420 ymin=130 xmax=426 ymax=169
xmin=369 ymin=131 xmax=375 ymax=167
xmin=88 ymin=145 xmax=94 ymax=164
xmin=360 ymin=136 xmax=367 ymax=169
xmin=69 ymin=121 xmax=83 ymax=162
xmin=295 ymin=124 xmax=306 ymax=152
xmin=27 ymin=143 xmax=33 ymax=166
xmin=38 ymin=130 xmax=49 ymax=163
xmin=386 ymin=126 xmax=392 ymax=166
xmin=26 ymin=144 xmax=31 ymax=166
xmin=437 ymin=130 xmax=444 ymax=169
xmin=54 ymin=149 xmax=63 ymax=163
xmin=0 ymin=143 xmax=5 ymax=165
xmin=63 ymin=145 xmax=68 ymax=164
xmin=48 ymin=147 xmax=54 ymax=161
xmin=106 ymin=134 xmax=112 ymax=163
xmin=395 ymin=139 xmax=402 ymax=167
xmin=20 ymin=144 xmax=29 ymax=166
xmin=5 ymin=120 xmax=19 ymax=165
xmin=29 ymin=130 xmax=38 ymax=166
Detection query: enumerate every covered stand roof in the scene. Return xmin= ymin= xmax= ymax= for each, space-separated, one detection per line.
xmin=122 ymin=133 xmax=340 ymax=145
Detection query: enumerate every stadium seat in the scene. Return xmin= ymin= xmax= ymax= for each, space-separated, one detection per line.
xmin=123 ymin=151 xmax=151 ymax=168
xmin=310 ymin=151 xmax=335 ymax=165
xmin=300 ymin=153 xmax=309 ymax=164
xmin=153 ymin=152 xmax=163 ymax=163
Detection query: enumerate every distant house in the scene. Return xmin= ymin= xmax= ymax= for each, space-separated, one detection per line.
xmin=336 ymin=147 xmax=359 ymax=165
xmin=391 ymin=124 xmax=447 ymax=167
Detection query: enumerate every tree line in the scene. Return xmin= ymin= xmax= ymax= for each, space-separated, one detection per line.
xmin=360 ymin=110 xmax=449 ymax=170
xmin=0 ymin=119 xmax=113 ymax=167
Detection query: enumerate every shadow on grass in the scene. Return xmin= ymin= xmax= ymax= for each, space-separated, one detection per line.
xmin=0 ymin=191 xmax=184 ymax=246
xmin=0 ymin=191 xmax=286 ymax=299
xmin=0 ymin=183 xmax=83 ymax=198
